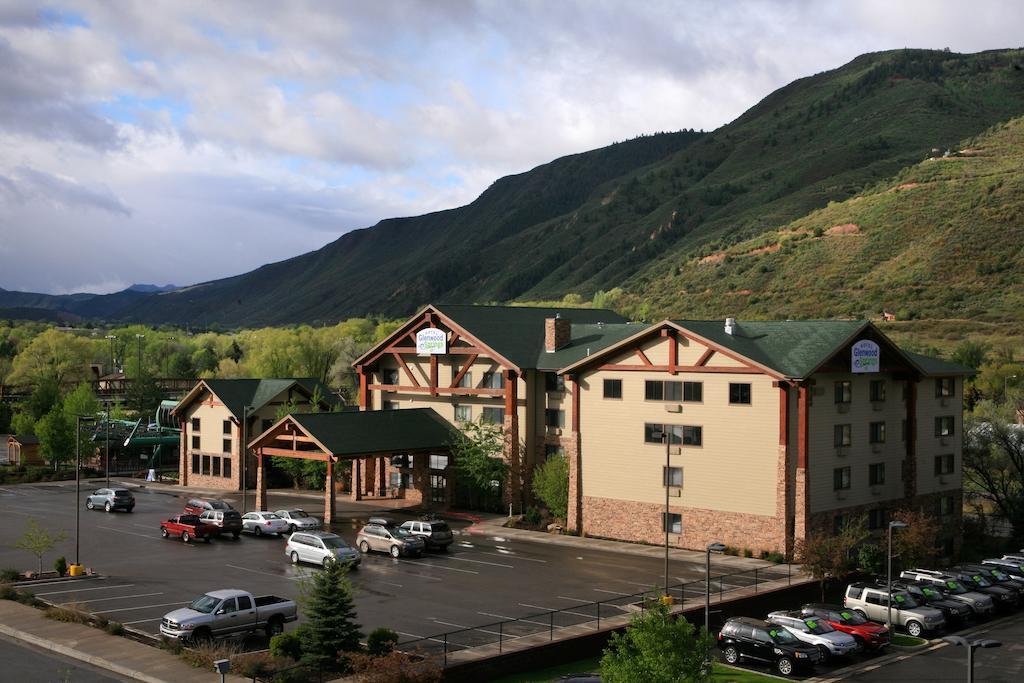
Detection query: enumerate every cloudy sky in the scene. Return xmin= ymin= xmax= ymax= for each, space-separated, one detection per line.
xmin=1 ymin=1 xmax=1022 ymax=295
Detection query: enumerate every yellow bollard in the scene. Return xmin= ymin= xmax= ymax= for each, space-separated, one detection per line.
xmin=661 ymin=595 xmax=674 ymax=606
xmin=68 ymin=564 xmax=84 ymax=577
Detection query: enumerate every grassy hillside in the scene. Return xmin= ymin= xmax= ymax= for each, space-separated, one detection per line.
xmin=633 ymin=115 xmax=1024 ymax=326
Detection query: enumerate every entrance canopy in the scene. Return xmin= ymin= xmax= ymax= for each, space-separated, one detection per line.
xmin=247 ymin=408 xmax=457 ymax=522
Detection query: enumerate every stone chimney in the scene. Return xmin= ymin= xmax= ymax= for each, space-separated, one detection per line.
xmin=545 ymin=314 xmax=571 ymax=352
xmin=724 ymin=317 xmax=737 ymax=335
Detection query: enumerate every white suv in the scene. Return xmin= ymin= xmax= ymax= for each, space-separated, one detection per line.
xmin=285 ymin=531 xmax=361 ymax=568
xmin=767 ymin=610 xmax=860 ymax=662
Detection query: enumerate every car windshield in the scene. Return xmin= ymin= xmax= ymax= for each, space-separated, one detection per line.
xmin=189 ymin=595 xmax=221 ymax=613
xmin=892 ymin=592 xmax=919 ymax=608
xmin=802 ymin=618 xmax=833 ymax=634
xmin=945 ymin=580 xmax=967 ymax=594
xmin=392 ymin=527 xmax=414 ymax=538
xmin=265 ymin=513 xmax=281 ymax=520
xmin=290 ymin=511 xmax=309 ymax=518
xmin=769 ymin=627 xmax=798 ymax=644
xmin=209 ymin=501 xmax=231 ymax=510
xmin=836 ymin=609 xmax=867 ymax=625
xmin=113 ymin=489 xmax=130 ymax=496
xmin=970 ymin=575 xmax=993 ymax=587
xmin=988 ymin=569 xmax=1009 ymax=581
xmin=322 ymin=536 xmax=351 ymax=549
xmin=429 ymin=522 xmax=451 ymax=532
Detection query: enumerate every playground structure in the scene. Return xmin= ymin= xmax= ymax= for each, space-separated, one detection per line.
xmin=89 ymin=400 xmax=181 ymax=477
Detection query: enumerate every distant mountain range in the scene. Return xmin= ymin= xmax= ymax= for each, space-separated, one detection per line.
xmin=2 ymin=48 xmax=1024 ymax=327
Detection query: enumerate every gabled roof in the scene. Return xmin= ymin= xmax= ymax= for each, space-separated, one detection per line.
xmin=285 ymin=409 xmax=457 ymax=457
xmin=541 ymin=322 xmax=651 ymax=369
xmin=903 ymin=351 xmax=975 ymax=376
xmin=10 ymin=435 xmax=39 ymax=445
xmin=173 ymin=378 xmax=336 ymax=418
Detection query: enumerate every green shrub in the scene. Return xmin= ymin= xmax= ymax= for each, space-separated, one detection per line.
xmin=761 ymin=551 xmax=786 ymax=564
xmin=269 ymin=628 xmax=304 ymax=661
xmin=104 ymin=621 xmax=126 ymax=636
xmin=45 ymin=603 xmax=89 ymax=624
xmin=743 ymin=548 xmax=754 ymax=558
xmin=0 ymin=568 xmax=20 ymax=582
xmin=160 ymin=637 xmax=184 ymax=655
xmin=367 ymin=627 xmax=399 ymax=656
xmin=524 ymin=506 xmax=543 ymax=527
xmin=531 ymin=456 xmax=569 ymax=520
xmin=53 ymin=556 xmax=67 ymax=577
xmin=94 ymin=614 xmax=109 ymax=628
xmin=0 ymin=584 xmax=18 ymax=601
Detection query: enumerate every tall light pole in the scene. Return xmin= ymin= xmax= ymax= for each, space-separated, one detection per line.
xmin=240 ymin=405 xmax=252 ymax=512
xmin=74 ymin=415 xmax=96 ymax=569
xmin=652 ymin=426 xmax=674 ymax=600
xmin=887 ymin=519 xmax=908 ymax=630
xmin=944 ymin=636 xmax=1001 ymax=683
xmin=104 ymin=334 xmax=117 ymax=375
xmin=135 ymin=334 xmax=145 ymax=414
xmin=104 ymin=401 xmax=111 ymax=488
xmin=705 ymin=542 xmax=726 ymax=633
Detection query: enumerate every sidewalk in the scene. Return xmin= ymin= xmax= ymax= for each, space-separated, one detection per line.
xmin=0 ymin=600 xmax=247 ymax=683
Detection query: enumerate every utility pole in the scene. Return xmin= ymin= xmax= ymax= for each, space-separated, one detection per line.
xmin=74 ymin=416 xmax=96 ymax=568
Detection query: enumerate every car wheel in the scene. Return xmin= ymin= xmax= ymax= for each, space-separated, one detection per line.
xmin=817 ymin=645 xmax=830 ymax=664
xmin=104 ymin=502 xmax=112 ymax=513
xmin=127 ymin=505 xmax=134 ymax=513
xmin=232 ymin=531 xmax=240 ymax=539
xmin=290 ymin=551 xmax=300 ymax=565
xmin=160 ymin=528 xmax=169 ymax=538
xmin=853 ymin=608 xmax=868 ymax=620
xmin=266 ymin=617 xmax=284 ymax=638
xmin=359 ymin=540 xmax=370 ymax=553
xmin=86 ymin=500 xmax=95 ymax=510
xmin=289 ymin=524 xmax=297 ymax=534
xmin=254 ymin=526 xmax=263 ymax=537
xmin=182 ymin=531 xmax=191 ymax=543
xmin=191 ymin=627 xmax=212 ymax=645
xmin=322 ymin=555 xmax=335 ymax=568
xmin=906 ymin=620 xmax=923 ymax=637
xmin=390 ymin=545 xmax=401 ymax=558
xmin=723 ymin=646 xmax=740 ymax=664
xmin=776 ymin=656 xmax=794 ymax=676
xmin=439 ymin=544 xmax=449 ymax=553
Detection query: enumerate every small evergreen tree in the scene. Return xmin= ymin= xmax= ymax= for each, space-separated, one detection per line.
xmin=302 ymin=559 xmax=362 ymax=670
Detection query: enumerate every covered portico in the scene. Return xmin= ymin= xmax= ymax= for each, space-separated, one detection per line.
xmin=247 ymin=408 xmax=457 ymax=524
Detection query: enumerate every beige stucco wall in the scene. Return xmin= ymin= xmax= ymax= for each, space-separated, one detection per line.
xmin=577 ymin=336 xmax=779 ymax=517
xmin=806 ymin=372 xmax=910 ymax=514
xmin=915 ymin=376 xmax=963 ymax=496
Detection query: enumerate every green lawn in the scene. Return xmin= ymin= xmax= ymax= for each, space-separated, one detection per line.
xmin=491 ymin=657 xmax=781 ymax=682
xmin=891 ymin=634 xmax=928 ymax=647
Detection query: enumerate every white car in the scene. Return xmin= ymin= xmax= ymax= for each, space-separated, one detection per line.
xmin=767 ymin=610 xmax=860 ymax=662
xmin=241 ymin=511 xmax=290 ymax=537
xmin=274 ymin=509 xmax=321 ymax=533
xmin=285 ymin=531 xmax=361 ymax=568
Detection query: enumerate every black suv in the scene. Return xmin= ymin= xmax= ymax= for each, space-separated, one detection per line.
xmin=717 ymin=617 xmax=820 ymax=676
xmin=890 ymin=579 xmax=973 ymax=626
xmin=945 ymin=567 xmax=1020 ymax=610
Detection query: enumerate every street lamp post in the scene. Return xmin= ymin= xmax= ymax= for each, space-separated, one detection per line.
xmin=135 ymin=334 xmax=145 ymax=414
xmin=887 ymin=520 xmax=908 ymax=630
xmin=652 ymin=426 xmax=675 ymax=600
xmin=943 ymin=636 xmax=1001 ymax=683
xmin=705 ymin=542 xmax=726 ymax=633
xmin=241 ymin=405 xmax=252 ymax=512
xmin=74 ymin=415 xmax=96 ymax=568
xmin=104 ymin=401 xmax=111 ymax=488
xmin=104 ymin=335 xmax=117 ymax=374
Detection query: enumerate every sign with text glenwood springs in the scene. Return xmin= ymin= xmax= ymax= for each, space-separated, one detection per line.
xmin=851 ymin=339 xmax=880 ymax=373
xmin=416 ymin=328 xmax=447 ymax=355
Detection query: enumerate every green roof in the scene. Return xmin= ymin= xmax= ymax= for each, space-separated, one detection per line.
xmin=201 ymin=378 xmax=336 ymax=418
xmin=433 ymin=304 xmax=626 ymax=370
xmin=542 ymin=322 xmax=651 ymax=369
xmin=903 ymin=351 xmax=975 ymax=376
xmin=291 ymin=409 xmax=457 ymax=456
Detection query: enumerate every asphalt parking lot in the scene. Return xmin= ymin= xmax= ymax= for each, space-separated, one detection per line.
xmin=0 ymin=481 xmax=786 ymax=652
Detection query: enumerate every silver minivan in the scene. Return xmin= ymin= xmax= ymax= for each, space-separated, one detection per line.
xmin=285 ymin=531 xmax=361 ymax=568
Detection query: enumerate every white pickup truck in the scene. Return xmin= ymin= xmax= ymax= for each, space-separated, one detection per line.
xmin=160 ymin=589 xmax=298 ymax=642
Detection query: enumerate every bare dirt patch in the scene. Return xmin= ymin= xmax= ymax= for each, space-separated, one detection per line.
xmin=699 ymin=252 xmax=727 ymax=265
xmin=744 ymin=243 xmax=781 ymax=256
xmin=826 ymin=223 xmax=861 ymax=236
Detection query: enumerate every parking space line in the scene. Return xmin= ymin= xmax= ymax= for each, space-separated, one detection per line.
xmin=36 ymin=584 xmax=137 ymax=596
xmin=444 ymin=556 xmax=513 ymax=569
xmin=396 ymin=630 xmax=449 ymax=645
xmin=556 ymin=596 xmax=593 ymax=603
xmin=397 ymin=560 xmax=477 ymax=574
xmin=431 ymin=619 xmax=506 ymax=637
xmin=593 ymin=588 xmax=631 ymax=595
xmin=225 ymin=563 xmax=306 ymax=581
xmin=123 ymin=617 xmax=163 ymax=625
xmin=614 ymin=579 xmax=657 ymax=588
xmin=68 ymin=592 xmax=163 ymax=604
xmin=486 ymin=549 xmax=547 ymax=563
xmin=95 ymin=601 xmax=189 ymax=614
xmin=478 ymin=611 xmax=551 ymax=627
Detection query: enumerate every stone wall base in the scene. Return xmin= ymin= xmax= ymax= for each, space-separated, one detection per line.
xmin=581 ymin=496 xmax=786 ymax=555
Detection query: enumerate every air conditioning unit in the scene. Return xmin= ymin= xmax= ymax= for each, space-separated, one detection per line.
xmin=671 ymin=446 xmax=682 ymax=455
xmin=837 ymin=403 xmax=850 ymax=413
xmin=547 ymin=426 xmax=563 ymax=436
xmin=665 ymin=404 xmax=682 ymax=413
xmin=668 ymin=487 xmax=682 ymax=497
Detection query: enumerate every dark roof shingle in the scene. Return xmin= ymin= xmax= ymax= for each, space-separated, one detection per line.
xmin=291 ymin=409 xmax=457 ymax=456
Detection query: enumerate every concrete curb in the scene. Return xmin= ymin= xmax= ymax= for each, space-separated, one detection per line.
xmin=0 ymin=620 xmax=174 ymax=683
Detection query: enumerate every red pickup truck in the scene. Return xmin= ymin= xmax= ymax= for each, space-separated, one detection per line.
xmin=161 ymin=514 xmax=218 ymax=543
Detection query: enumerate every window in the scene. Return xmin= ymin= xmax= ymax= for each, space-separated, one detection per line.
xmin=683 ymin=381 xmax=703 ymax=402
xmin=868 ymin=508 xmax=888 ymax=530
xmin=481 ymin=407 xmax=505 ymax=424
xmin=682 ymin=425 xmax=702 ymax=446
xmin=937 ymin=496 xmax=954 ymax=516
xmin=390 ymin=471 xmax=411 ymax=489
xmin=545 ymin=373 xmax=565 ymax=392
xmin=935 ymin=416 xmax=955 ymax=437
xmin=869 ymin=463 xmax=885 ymax=486
xmin=456 ymin=371 xmax=473 ymax=389
xmin=662 ymin=512 xmax=682 ymax=534
xmin=212 ymin=456 xmax=221 ymax=477
xmin=223 ymin=439 xmax=232 ymax=453
xmin=936 ymin=377 xmax=955 ymax=398
xmin=237 ymin=595 xmax=252 ymax=611
xmin=729 ymin=383 xmax=751 ymax=405
xmin=645 ymin=380 xmax=684 ymax=401
xmin=430 ymin=474 xmax=447 ymax=504
xmin=381 ymin=368 xmax=400 ymax=385
xmin=223 ymin=420 xmax=232 ymax=435
xmin=483 ymin=371 xmax=505 ymax=389
xmin=934 ymin=453 xmax=955 ymax=475
xmin=835 ymin=381 xmax=852 ymax=404
xmin=834 ymin=424 xmax=852 ymax=447
xmin=545 ymin=409 xmax=565 ymax=428
xmin=603 ymin=379 xmax=622 ymax=399
xmin=454 ymin=404 xmax=472 ymax=422
xmin=382 ymin=400 xmax=398 ymax=410
xmin=202 ymin=455 xmax=211 ymax=476
xmin=191 ymin=453 xmax=199 ymax=474
xmin=663 ymin=466 xmax=683 ymax=487
xmin=545 ymin=445 xmax=565 ymax=460
xmin=429 ymin=454 xmax=449 ymax=470
xmin=220 ymin=598 xmax=238 ymax=613
xmin=644 ymin=424 xmax=701 ymax=446
xmin=870 ymin=380 xmax=886 ymax=402
xmin=191 ymin=417 xmax=200 ymax=431
xmin=869 ymin=421 xmax=886 ymax=444
xmin=191 ymin=435 xmax=200 ymax=449
xmin=223 ymin=458 xmax=231 ymax=479
xmin=833 ymin=466 xmax=851 ymax=490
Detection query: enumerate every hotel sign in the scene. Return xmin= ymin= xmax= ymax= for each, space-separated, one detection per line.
xmin=416 ymin=328 xmax=447 ymax=355
xmin=851 ymin=339 xmax=880 ymax=373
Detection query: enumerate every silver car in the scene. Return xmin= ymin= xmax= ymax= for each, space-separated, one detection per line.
xmin=356 ymin=523 xmax=425 ymax=558
xmin=86 ymin=488 xmax=135 ymax=513
xmin=241 ymin=512 xmax=291 ymax=537
xmin=285 ymin=531 xmax=361 ymax=568
xmin=767 ymin=610 xmax=860 ymax=662
xmin=274 ymin=509 xmax=321 ymax=533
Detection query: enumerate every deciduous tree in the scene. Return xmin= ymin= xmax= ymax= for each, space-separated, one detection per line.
xmin=8 ymin=329 xmax=93 ymax=386
xmin=15 ymin=518 xmax=67 ymax=576
xmin=601 ymin=600 xmax=713 ymax=683
xmin=964 ymin=401 xmax=1024 ymax=544
xmin=796 ymin=516 xmax=869 ymax=600
xmin=531 ymin=455 xmax=569 ymax=519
